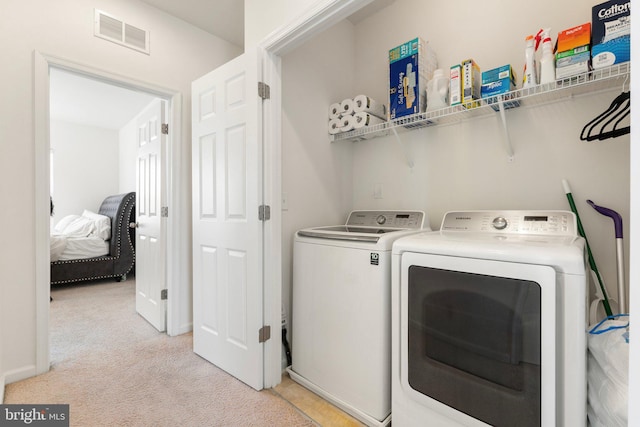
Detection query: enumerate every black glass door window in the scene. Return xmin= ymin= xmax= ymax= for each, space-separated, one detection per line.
xmin=407 ymin=266 xmax=542 ymax=426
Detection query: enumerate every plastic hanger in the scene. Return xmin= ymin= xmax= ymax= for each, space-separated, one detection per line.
xmin=595 ymin=105 xmax=630 ymax=141
xmin=580 ymin=91 xmax=630 ymax=141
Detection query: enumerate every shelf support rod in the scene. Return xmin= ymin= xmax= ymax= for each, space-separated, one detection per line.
xmin=497 ymin=96 xmax=515 ymax=162
xmin=391 ymin=127 xmax=414 ymax=168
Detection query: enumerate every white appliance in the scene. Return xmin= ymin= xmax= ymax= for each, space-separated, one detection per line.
xmin=391 ymin=211 xmax=588 ymax=427
xmin=288 ymin=210 xmax=429 ymax=427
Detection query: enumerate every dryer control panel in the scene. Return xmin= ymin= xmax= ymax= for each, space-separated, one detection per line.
xmin=347 ymin=210 xmax=425 ymax=229
xmin=440 ymin=210 xmax=577 ymax=236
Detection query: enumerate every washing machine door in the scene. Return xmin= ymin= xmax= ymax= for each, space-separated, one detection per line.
xmin=399 ymin=252 xmax=557 ymax=427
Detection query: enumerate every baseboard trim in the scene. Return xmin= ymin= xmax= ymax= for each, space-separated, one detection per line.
xmin=172 ymin=322 xmax=193 ymax=337
xmin=2 ymin=365 xmax=37 ymax=387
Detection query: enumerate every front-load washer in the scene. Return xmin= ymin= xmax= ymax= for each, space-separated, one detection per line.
xmin=391 ymin=211 xmax=588 ymax=427
xmin=288 ymin=210 xmax=429 ymax=427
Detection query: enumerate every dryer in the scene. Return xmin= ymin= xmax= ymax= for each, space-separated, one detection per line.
xmin=391 ymin=211 xmax=588 ymax=427
xmin=288 ymin=210 xmax=429 ymax=427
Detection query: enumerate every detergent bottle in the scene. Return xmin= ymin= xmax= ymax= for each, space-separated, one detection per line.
xmin=426 ymin=69 xmax=449 ymax=111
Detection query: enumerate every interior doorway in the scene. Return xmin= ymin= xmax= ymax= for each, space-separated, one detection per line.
xmin=48 ymin=67 xmax=164 ymax=343
xmin=35 ymin=52 xmax=183 ymax=375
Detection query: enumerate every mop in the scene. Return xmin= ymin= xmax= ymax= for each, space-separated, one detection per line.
xmin=587 ymin=199 xmax=627 ymax=315
xmin=585 ymin=201 xmax=629 ymax=427
xmin=562 ymin=179 xmax=613 ymax=318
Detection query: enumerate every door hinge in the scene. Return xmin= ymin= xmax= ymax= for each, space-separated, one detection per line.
xmin=161 ymin=123 xmax=169 ymax=134
xmin=161 ymin=289 xmax=168 ymax=300
xmin=161 ymin=206 xmax=169 ymax=217
xmin=258 ymin=205 xmax=271 ymax=221
xmin=258 ymin=325 xmax=271 ymax=343
xmin=258 ymin=81 xmax=270 ymax=100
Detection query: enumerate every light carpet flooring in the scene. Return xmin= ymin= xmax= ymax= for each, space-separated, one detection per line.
xmin=3 ymin=279 xmax=319 ymax=426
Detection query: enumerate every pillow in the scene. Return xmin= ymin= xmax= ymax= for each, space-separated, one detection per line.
xmin=53 ymin=214 xmax=81 ymax=234
xmin=59 ymin=215 xmax=96 ymax=238
xmin=82 ymin=210 xmax=112 ymax=240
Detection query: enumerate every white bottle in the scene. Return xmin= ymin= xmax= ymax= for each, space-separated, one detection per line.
xmin=426 ymin=69 xmax=450 ymax=111
xmin=539 ymin=37 xmax=555 ymax=84
xmin=523 ymin=35 xmax=537 ymax=88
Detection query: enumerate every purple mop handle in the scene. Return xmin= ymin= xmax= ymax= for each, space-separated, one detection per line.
xmin=587 ymin=200 xmax=623 ymax=238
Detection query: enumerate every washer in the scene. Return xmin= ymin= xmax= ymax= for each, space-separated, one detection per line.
xmin=391 ymin=211 xmax=588 ymax=427
xmin=288 ymin=210 xmax=429 ymax=427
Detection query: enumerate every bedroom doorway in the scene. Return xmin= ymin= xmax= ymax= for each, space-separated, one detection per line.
xmin=35 ymin=53 xmax=185 ymax=375
xmin=49 ymin=68 xmax=167 ymax=332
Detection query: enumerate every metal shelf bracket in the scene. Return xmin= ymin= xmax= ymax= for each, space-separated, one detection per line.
xmin=497 ymin=97 xmax=515 ymax=162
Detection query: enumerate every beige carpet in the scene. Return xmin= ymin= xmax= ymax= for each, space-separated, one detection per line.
xmin=4 ymin=279 xmax=314 ymax=427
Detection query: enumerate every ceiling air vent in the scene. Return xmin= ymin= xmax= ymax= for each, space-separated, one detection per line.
xmin=94 ymin=9 xmax=150 ymax=55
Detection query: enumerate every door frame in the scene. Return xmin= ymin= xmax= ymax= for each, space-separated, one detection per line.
xmin=34 ymin=51 xmax=182 ymax=374
xmin=258 ymin=0 xmax=373 ymax=387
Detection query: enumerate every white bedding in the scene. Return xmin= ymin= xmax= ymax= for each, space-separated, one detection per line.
xmin=50 ymin=211 xmax=112 ymax=261
xmin=52 ymin=234 xmax=110 ymax=261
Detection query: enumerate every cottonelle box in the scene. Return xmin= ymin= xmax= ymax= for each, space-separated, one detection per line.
xmin=592 ymin=0 xmax=631 ymax=69
xmin=388 ymin=37 xmax=437 ymax=119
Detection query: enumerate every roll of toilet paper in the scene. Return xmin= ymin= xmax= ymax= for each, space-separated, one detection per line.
xmin=340 ymin=98 xmax=355 ymax=117
xmin=328 ymin=118 xmax=343 ymax=135
xmin=352 ymin=111 xmax=385 ymax=129
xmin=328 ymin=102 xmax=342 ymax=119
xmin=353 ymin=94 xmax=387 ymax=120
xmin=341 ymin=115 xmax=355 ymax=132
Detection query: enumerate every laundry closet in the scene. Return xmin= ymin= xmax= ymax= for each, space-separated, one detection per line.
xmin=280 ymin=0 xmax=630 ymax=423
xmin=282 ymin=0 xmax=628 ymax=328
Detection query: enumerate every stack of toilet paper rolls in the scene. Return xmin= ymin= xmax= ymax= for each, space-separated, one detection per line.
xmin=328 ymin=95 xmax=387 ymax=135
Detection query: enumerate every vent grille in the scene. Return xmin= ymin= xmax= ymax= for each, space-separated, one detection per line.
xmin=95 ymin=10 xmax=150 ymax=55
xmin=124 ymin=23 xmax=147 ymax=50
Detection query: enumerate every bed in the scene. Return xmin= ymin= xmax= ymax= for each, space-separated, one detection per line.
xmin=50 ymin=192 xmax=136 ymax=285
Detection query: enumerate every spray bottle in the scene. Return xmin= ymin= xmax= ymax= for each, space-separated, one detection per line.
xmin=523 ymin=34 xmax=537 ymax=88
xmin=538 ymin=28 xmax=555 ymax=84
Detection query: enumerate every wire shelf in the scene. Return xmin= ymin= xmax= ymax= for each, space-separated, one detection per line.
xmin=331 ymin=62 xmax=630 ymax=143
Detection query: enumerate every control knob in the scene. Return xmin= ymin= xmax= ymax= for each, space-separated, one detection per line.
xmin=376 ymin=215 xmax=387 ymax=225
xmin=492 ymin=216 xmax=508 ymax=230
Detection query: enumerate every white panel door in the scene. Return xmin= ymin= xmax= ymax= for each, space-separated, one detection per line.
xmin=192 ymin=52 xmax=264 ymax=390
xmin=136 ymin=98 xmax=167 ymax=332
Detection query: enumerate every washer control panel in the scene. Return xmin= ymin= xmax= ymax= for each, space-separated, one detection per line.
xmin=346 ymin=210 xmax=425 ymax=229
xmin=440 ymin=211 xmax=577 ymax=236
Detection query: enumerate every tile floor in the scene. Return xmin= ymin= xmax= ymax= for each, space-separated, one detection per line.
xmin=273 ymin=373 xmax=366 ymax=426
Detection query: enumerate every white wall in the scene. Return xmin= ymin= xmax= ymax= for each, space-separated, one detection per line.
xmin=281 ymin=18 xmax=357 ymax=334
xmin=275 ymin=0 xmax=636 ymax=422
xmin=280 ymin=0 xmax=630 ymax=316
xmin=119 ymin=115 xmax=140 ymax=194
xmin=245 ymin=0 xmax=319 ymax=47
xmin=0 ymin=0 xmax=241 ymax=384
xmin=351 ymin=0 xmax=595 ymax=109
xmin=50 ymin=120 xmax=120 ymax=222
xmin=350 ymin=0 xmax=629 ymax=310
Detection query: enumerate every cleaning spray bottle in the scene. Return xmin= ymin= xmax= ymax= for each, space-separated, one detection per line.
xmin=523 ymin=34 xmax=537 ymax=88
xmin=538 ymin=28 xmax=555 ymax=84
